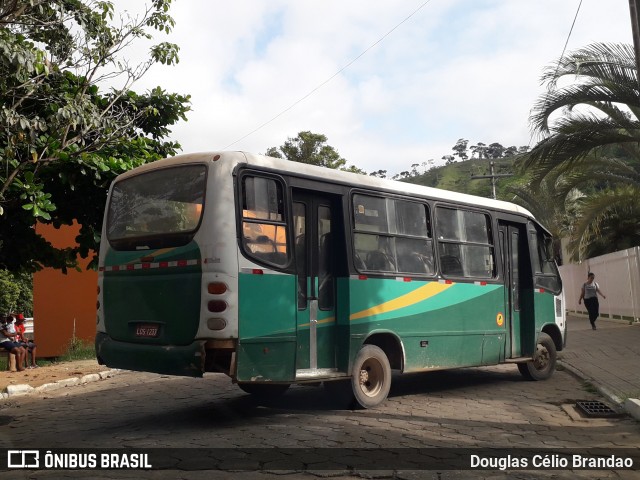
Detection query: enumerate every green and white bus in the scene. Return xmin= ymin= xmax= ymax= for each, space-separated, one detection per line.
xmin=96 ymin=151 xmax=566 ymax=408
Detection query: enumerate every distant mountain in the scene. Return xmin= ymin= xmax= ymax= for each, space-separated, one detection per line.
xmin=402 ymin=156 xmax=518 ymax=200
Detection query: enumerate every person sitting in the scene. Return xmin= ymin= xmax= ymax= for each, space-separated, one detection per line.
xmin=0 ymin=315 xmax=26 ymax=372
xmin=14 ymin=314 xmax=37 ymax=368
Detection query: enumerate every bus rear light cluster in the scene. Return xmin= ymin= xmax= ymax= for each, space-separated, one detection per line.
xmin=207 ymin=318 xmax=227 ymax=330
xmin=208 ymin=300 xmax=227 ymax=313
xmin=208 ymin=282 xmax=228 ymax=294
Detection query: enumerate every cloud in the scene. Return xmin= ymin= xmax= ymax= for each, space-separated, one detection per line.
xmin=113 ymin=0 xmax=633 ymax=174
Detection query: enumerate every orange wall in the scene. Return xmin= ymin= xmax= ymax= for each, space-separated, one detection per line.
xmin=33 ymin=222 xmax=97 ymax=357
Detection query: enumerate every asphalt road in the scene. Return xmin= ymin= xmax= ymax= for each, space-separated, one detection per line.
xmin=1 ymin=363 xmax=639 ymax=479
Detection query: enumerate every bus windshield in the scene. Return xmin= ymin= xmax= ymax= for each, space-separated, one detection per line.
xmin=106 ymin=165 xmax=206 ymax=250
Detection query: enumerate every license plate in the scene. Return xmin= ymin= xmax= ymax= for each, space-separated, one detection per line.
xmin=135 ymin=324 xmax=159 ymax=338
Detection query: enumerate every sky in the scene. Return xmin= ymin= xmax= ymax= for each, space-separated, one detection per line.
xmin=112 ymin=0 xmax=633 ymax=175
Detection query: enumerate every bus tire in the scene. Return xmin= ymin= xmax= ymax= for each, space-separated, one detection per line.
xmin=237 ymin=383 xmax=290 ymax=397
xmin=518 ymin=332 xmax=556 ymax=381
xmin=351 ymin=345 xmax=391 ymax=408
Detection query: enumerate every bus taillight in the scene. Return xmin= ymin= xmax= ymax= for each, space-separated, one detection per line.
xmin=208 ymin=300 xmax=227 ymax=313
xmin=208 ymin=282 xmax=228 ymax=294
xmin=207 ymin=318 xmax=227 ymax=330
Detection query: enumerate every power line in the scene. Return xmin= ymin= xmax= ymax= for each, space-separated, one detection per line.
xmin=529 ymin=0 xmax=583 ymax=147
xmin=551 ymin=0 xmax=583 ymax=83
xmin=223 ymin=0 xmax=434 ymax=149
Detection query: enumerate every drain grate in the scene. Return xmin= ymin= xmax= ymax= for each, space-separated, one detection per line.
xmin=575 ymin=400 xmax=622 ymax=418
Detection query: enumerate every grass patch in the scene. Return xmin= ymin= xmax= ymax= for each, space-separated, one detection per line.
xmin=582 ymin=381 xmax=599 ymax=394
xmin=58 ymin=337 xmax=95 ymax=362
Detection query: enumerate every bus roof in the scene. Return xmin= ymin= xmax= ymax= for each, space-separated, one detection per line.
xmin=116 ymin=150 xmax=536 ymax=222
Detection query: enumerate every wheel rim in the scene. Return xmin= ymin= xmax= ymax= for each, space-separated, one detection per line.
xmin=357 ymin=357 xmax=384 ymax=398
xmin=532 ymin=342 xmax=550 ymax=371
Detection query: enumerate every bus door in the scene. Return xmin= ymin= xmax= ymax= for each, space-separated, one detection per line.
xmin=292 ymin=190 xmax=341 ymax=378
xmin=499 ymin=222 xmax=535 ymax=358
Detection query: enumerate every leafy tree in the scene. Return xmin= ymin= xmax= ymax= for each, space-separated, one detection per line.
xmin=392 ymin=170 xmax=411 ymax=180
xmin=370 ymin=169 xmax=387 ymax=178
xmin=0 ymin=269 xmax=20 ymax=314
xmin=0 ymin=0 xmax=191 ymax=272
xmin=0 ymin=268 xmax=31 ymax=315
xmin=266 ymin=131 xmax=364 ymax=172
xmin=504 ymin=146 xmax=519 ymax=157
xmin=520 ymin=43 xmax=640 ymax=261
xmin=442 ymin=155 xmax=455 ymax=165
xmin=452 ymin=138 xmax=468 ymax=161
xmin=487 ymin=143 xmax=505 ymax=159
xmin=342 ymin=165 xmax=367 ymax=174
xmin=470 ymin=142 xmax=487 ymax=159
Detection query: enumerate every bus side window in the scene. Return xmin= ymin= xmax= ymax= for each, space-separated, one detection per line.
xmin=352 ymin=195 xmax=434 ymax=276
xmin=394 ymin=200 xmax=434 ymax=275
xmin=241 ymin=176 xmax=288 ymax=267
xmin=436 ymin=207 xmax=495 ymax=279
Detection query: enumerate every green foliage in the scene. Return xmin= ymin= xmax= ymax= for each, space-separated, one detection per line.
xmin=0 ymin=269 xmax=20 ymax=314
xmin=60 ymin=336 xmax=95 ymax=361
xmin=403 ymin=157 xmax=516 ymax=200
xmin=0 ymin=0 xmax=191 ymax=272
xmin=521 ymin=42 xmax=640 ymax=261
xmin=266 ymin=131 xmax=364 ymax=172
xmin=0 ymin=269 xmax=32 ymax=315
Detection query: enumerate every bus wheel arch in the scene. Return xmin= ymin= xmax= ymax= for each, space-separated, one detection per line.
xmin=517 ymin=332 xmax=557 ymax=381
xmin=363 ymin=332 xmax=404 ymax=371
xmin=541 ymin=324 xmax=563 ymax=352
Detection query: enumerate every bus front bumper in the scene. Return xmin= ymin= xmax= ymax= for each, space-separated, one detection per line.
xmin=95 ymin=332 xmax=206 ymax=378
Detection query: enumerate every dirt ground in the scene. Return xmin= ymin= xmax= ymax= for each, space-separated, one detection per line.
xmin=0 ymin=359 xmax=109 ymax=392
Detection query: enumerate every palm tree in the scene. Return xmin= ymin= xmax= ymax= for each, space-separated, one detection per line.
xmin=504 ymin=172 xmax=581 ymax=264
xmin=520 ymin=43 xmax=640 ymax=261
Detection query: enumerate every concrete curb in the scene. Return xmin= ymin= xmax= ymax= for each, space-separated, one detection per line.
xmin=0 ymin=369 xmax=122 ymax=399
xmin=559 ymin=360 xmax=640 ymax=421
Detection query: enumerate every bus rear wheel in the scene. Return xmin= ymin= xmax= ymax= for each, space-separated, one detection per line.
xmin=237 ymin=383 xmax=290 ymax=397
xmin=351 ymin=345 xmax=391 ymax=408
xmin=518 ymin=332 xmax=556 ymax=381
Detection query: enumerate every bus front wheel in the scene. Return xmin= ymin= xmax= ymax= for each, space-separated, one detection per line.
xmin=518 ymin=332 xmax=556 ymax=381
xmin=351 ymin=345 xmax=391 ymax=408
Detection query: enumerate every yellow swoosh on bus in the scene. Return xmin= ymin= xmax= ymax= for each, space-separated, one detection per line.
xmin=350 ymin=282 xmax=453 ymax=321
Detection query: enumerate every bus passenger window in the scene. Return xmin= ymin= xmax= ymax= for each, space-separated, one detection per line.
xmin=436 ymin=207 xmax=495 ymax=279
xmin=352 ymin=195 xmax=434 ymax=276
xmin=395 ymin=200 xmax=434 ymax=275
xmin=241 ymin=176 xmax=288 ymax=267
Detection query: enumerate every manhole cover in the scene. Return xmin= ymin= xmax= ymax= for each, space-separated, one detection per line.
xmin=575 ymin=400 xmax=622 ymax=418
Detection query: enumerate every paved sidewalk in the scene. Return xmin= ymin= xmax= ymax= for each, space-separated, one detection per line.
xmin=559 ymin=314 xmax=640 ymax=409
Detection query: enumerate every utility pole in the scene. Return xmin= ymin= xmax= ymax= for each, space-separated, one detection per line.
xmin=629 ymin=0 xmax=640 ymax=85
xmin=470 ymin=161 xmax=513 ymax=200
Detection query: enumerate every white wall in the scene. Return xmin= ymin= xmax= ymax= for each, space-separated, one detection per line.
xmin=559 ymin=247 xmax=640 ymax=322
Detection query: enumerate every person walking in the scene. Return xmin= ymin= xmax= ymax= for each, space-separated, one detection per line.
xmin=578 ymin=272 xmax=606 ymax=330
